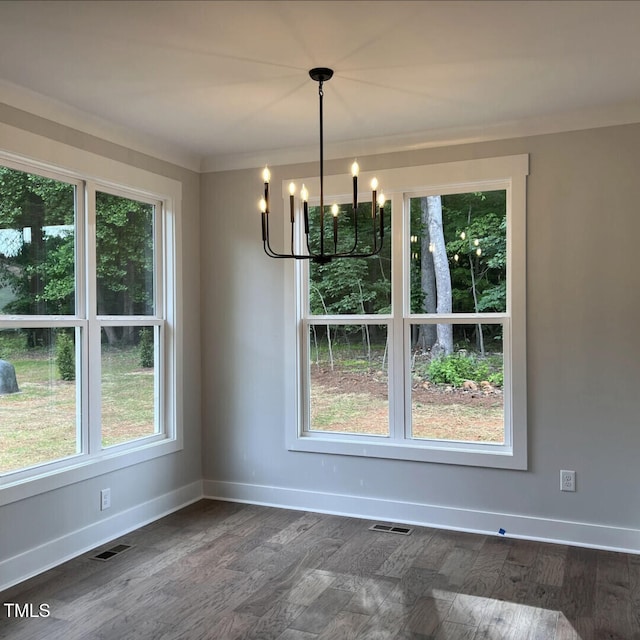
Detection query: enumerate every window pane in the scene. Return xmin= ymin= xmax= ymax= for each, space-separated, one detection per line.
xmin=0 ymin=328 xmax=80 ymax=474
xmin=410 ymin=323 xmax=504 ymax=443
xmin=0 ymin=166 xmax=76 ymax=315
xmin=308 ymin=202 xmax=391 ymax=315
xmin=409 ymin=191 xmax=506 ymax=314
xmin=96 ymin=192 xmax=155 ymax=315
xmin=308 ymin=324 xmax=389 ymax=436
xmin=101 ymin=326 xmax=157 ymax=447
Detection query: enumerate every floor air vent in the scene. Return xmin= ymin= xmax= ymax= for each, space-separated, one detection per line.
xmin=92 ymin=544 xmax=133 ymax=561
xmin=369 ymin=524 xmax=413 ymax=535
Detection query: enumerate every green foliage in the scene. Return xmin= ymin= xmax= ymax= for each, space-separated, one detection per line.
xmin=0 ymin=330 xmax=28 ymax=359
xmin=0 ymin=165 xmax=155 ymax=346
xmin=56 ymin=331 xmax=75 ymax=381
xmin=95 ymin=192 xmax=154 ymax=316
xmin=409 ymin=191 xmax=507 ymax=317
xmin=0 ymin=166 xmax=76 ymax=316
xmin=444 ymin=192 xmax=507 ymax=313
xmin=427 ymin=353 xmax=495 ymax=387
xmin=139 ymin=328 xmax=154 ymax=368
xmin=308 ymin=202 xmax=391 ymax=316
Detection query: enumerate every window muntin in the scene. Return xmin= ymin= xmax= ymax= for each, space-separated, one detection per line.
xmin=0 ymin=154 xmax=175 ymax=483
xmin=290 ymin=156 xmax=527 ymax=469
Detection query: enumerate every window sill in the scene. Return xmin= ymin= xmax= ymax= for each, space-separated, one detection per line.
xmin=288 ymin=432 xmax=527 ymax=470
xmin=0 ymin=436 xmax=182 ymax=507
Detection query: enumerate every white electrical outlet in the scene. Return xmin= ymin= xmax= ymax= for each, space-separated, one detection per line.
xmin=100 ymin=488 xmax=111 ymax=510
xmin=560 ymin=470 xmax=576 ymax=492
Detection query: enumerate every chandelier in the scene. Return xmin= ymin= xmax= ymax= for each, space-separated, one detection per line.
xmin=260 ymin=67 xmax=385 ymax=264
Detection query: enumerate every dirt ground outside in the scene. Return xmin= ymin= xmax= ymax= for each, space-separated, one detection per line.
xmin=310 ymin=365 xmax=504 ymax=443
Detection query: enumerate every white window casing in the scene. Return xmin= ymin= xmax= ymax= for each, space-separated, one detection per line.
xmin=285 ymin=155 xmax=528 ymax=469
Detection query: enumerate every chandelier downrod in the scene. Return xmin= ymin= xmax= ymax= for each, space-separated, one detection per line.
xmin=260 ymin=67 xmax=385 ymax=263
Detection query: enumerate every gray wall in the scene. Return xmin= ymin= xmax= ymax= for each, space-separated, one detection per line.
xmin=0 ymin=105 xmax=203 ymax=583
xmin=2 ymin=104 xmax=639 ymax=586
xmin=201 ymin=123 xmax=640 ymax=549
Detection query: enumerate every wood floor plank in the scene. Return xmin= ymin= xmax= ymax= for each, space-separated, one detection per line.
xmin=558 ymin=546 xmax=597 ymax=619
xmin=435 ymin=620 xmax=476 ymax=639
xmin=531 ymin=544 xmax=567 ymax=588
xmin=276 ymin=629 xmax=319 ymax=640
xmin=490 ymin=559 xmax=533 ymax=604
xmin=320 ymin=530 xmax=403 ymax=577
xmin=287 ymin=587 xmax=354 ymax=635
xmin=341 ymin=575 xmax=398 ymax=615
xmin=437 ymin=546 xmax=479 ymax=589
xmin=459 ymin=538 xmax=510 ymax=598
xmin=405 ymin=594 xmax=453 ymax=636
xmin=445 ymin=593 xmax=491 ymax=627
xmin=285 ymin=569 xmax=336 ymax=607
xmin=315 ymin=610 xmax=370 ymax=640
xmin=353 ymin=600 xmax=411 ymax=640
xmin=243 ymin=600 xmax=307 ymax=640
xmin=3 ymin=500 xmax=640 ymax=640
xmin=375 ymin=528 xmax=435 ymax=579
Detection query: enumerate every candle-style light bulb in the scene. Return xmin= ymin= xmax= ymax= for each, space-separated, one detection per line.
xmin=331 ymin=203 xmax=339 ymax=217
xmin=262 ymin=166 xmax=270 ymax=213
xmin=454 ymin=253 xmax=459 ymax=262
xmin=370 ymin=178 xmax=379 ymax=220
xmin=460 ymin=231 xmax=466 ymax=240
xmin=260 ymin=196 xmax=267 ymax=242
xmin=474 ymin=238 xmax=479 ymax=246
xmin=378 ymin=192 xmax=386 ymax=208
xmin=288 ymin=182 xmax=296 ymax=223
xmin=351 ymin=161 xmax=359 ymax=210
xmin=476 ymin=248 xmax=482 ymax=256
xmin=301 ymin=184 xmax=309 ymax=235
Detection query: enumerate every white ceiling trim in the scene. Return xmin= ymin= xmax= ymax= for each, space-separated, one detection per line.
xmin=0 ymin=79 xmax=202 ymax=173
xmin=3 ymin=78 xmax=640 ymax=175
xmin=201 ymin=100 xmax=640 ymax=173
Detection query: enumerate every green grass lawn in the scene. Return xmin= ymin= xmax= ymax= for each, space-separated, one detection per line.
xmin=0 ymin=347 xmax=155 ymax=474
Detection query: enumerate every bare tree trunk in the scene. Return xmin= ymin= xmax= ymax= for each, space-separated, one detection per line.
xmin=417 ymin=203 xmax=437 ymax=351
xmin=424 ymin=196 xmax=453 ymax=356
xmin=468 ymin=255 xmax=485 ymax=356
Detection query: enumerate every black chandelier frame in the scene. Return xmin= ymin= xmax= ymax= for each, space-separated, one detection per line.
xmin=260 ymin=67 xmax=385 ymax=264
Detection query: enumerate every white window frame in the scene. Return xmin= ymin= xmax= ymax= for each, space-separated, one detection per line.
xmin=0 ymin=122 xmax=183 ymax=505
xmin=285 ymin=155 xmax=528 ymax=469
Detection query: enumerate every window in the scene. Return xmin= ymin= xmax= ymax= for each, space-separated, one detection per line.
xmin=0 ymin=146 xmax=181 ymax=493
xmin=286 ymin=155 xmax=528 ymax=469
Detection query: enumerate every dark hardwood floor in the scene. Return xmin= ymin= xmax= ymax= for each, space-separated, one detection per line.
xmin=1 ymin=500 xmax=639 ymax=639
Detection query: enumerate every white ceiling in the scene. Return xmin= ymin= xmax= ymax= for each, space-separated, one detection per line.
xmin=1 ymin=0 xmax=640 ymax=172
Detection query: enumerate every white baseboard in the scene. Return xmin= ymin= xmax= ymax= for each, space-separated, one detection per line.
xmin=0 ymin=480 xmax=203 ymax=592
xmin=203 ymin=479 xmax=640 ymax=555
